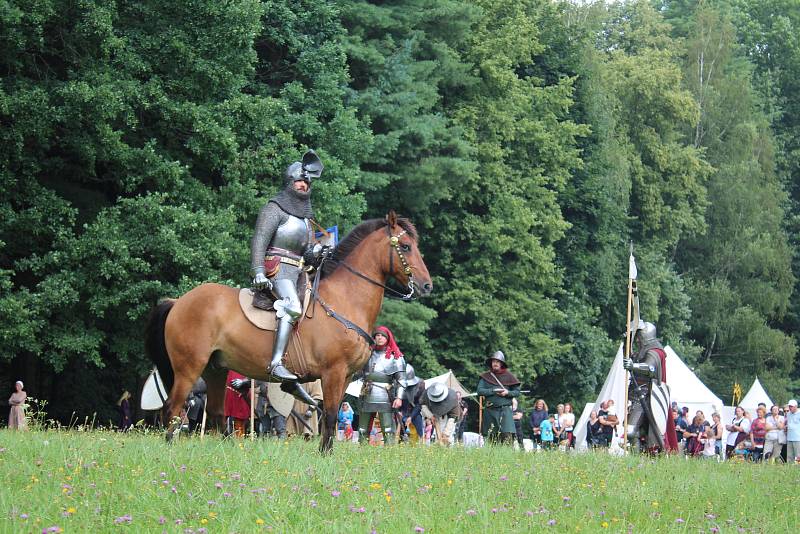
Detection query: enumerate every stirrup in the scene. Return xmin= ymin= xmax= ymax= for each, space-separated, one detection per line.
xmin=270 ymin=363 xmax=297 ymax=381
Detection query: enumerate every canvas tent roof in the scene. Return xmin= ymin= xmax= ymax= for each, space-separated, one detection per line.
xmin=425 ymin=370 xmax=472 ymax=397
xmin=575 ymin=344 xmax=724 ymax=450
xmin=740 ymin=377 xmax=774 ymax=413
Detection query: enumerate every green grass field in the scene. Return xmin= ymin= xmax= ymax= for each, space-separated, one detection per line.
xmin=0 ymin=430 xmax=797 ymax=533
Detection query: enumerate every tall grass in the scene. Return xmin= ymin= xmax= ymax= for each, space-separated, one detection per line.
xmin=0 ymin=430 xmax=797 ymax=533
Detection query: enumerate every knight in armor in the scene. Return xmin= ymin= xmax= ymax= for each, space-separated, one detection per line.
xmin=356 ymin=326 xmax=407 ymax=445
xmin=624 ymin=321 xmax=678 ymax=453
xmin=476 ymin=351 xmax=520 ymax=444
xmin=250 ymin=150 xmax=326 ymax=381
xmin=398 ymin=363 xmax=425 ymax=443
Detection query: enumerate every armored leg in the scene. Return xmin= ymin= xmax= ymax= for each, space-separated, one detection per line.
xmin=378 ymin=411 xmax=396 ymax=445
xmin=626 ymin=398 xmax=647 ymax=450
xmin=269 ymin=279 xmax=302 ymax=381
xmin=358 ymin=412 xmax=375 ymax=444
xmin=280 ymin=382 xmax=320 ymax=412
xmin=272 ymin=415 xmax=287 ymax=439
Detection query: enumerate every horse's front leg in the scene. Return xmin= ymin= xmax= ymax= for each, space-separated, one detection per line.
xmin=319 ymin=367 xmax=348 ymax=454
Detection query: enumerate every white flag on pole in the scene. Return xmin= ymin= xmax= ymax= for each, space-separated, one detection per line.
xmin=628 ymin=253 xmax=637 ymax=281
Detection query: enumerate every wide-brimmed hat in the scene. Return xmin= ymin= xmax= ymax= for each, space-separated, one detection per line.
xmin=425 ymin=383 xmax=458 ymax=416
xmin=485 ymin=350 xmax=507 ymax=369
xmin=427 ymin=382 xmax=448 ymax=403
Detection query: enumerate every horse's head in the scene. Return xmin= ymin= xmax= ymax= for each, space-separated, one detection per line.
xmin=384 ymin=210 xmax=433 ymax=298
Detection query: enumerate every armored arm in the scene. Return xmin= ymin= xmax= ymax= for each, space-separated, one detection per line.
xmin=623 ymin=353 xmax=660 ymax=380
xmin=250 ymin=203 xmax=285 ymax=276
xmin=393 ymin=369 xmax=407 ymax=402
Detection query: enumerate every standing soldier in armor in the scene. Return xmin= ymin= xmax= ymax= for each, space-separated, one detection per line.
xmin=357 ymin=326 xmax=407 ymax=445
xmin=250 ymin=150 xmax=325 ymax=381
xmin=624 ymin=321 xmax=678 ymax=453
xmin=476 ymin=351 xmax=520 ymax=444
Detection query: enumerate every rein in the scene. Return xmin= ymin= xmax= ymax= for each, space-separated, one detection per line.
xmin=331 ymin=228 xmax=416 ymax=301
xmin=309 ymin=226 xmax=417 ymax=345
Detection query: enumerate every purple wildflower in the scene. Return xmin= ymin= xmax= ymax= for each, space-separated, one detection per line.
xmin=158 ymin=517 xmax=166 ymax=525
xmin=491 ymin=508 xmax=498 ymax=514
xmin=547 ymin=519 xmax=557 ymax=526
xmin=215 ymin=482 xmax=223 ymax=489
xmin=223 ymin=492 xmax=232 ymax=498
xmin=331 ymin=490 xmax=341 ymax=497
xmin=179 ymin=464 xmax=187 ymax=472
xmin=562 ymin=496 xmax=571 ymax=502
xmin=675 ymin=518 xmax=685 ymax=524
xmin=706 ymin=514 xmax=717 ymax=520
xmin=710 ymin=528 xmax=720 ymax=533
xmin=114 ymin=514 xmax=132 ymax=524
xmin=499 ymin=475 xmax=508 ymax=481
xmin=309 ymin=500 xmax=318 ymax=508
xmin=526 ymin=511 xmax=534 ymax=517
xmin=414 ymin=527 xmax=425 ymax=533
xmin=20 ymin=514 xmax=29 ymax=520
xmin=466 ymin=510 xmax=477 ymax=516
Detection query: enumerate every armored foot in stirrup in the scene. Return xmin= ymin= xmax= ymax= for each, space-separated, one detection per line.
xmin=270 ymin=363 xmax=297 ymax=382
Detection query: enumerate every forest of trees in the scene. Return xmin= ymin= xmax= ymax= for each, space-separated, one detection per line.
xmin=2 ymin=0 xmax=799 ymax=423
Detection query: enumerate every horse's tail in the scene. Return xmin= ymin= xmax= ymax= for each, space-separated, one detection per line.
xmin=145 ymin=299 xmax=176 ymax=392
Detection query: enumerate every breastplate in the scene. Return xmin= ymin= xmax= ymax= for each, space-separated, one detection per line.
xmin=366 ymin=351 xmax=405 ymax=382
xmin=270 ymin=215 xmax=310 ymax=254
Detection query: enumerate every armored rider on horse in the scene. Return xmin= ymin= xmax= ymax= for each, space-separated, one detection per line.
xmin=250 ymin=150 xmax=327 ymax=381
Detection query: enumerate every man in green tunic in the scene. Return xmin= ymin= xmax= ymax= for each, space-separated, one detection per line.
xmin=476 ymin=351 xmax=521 ymax=444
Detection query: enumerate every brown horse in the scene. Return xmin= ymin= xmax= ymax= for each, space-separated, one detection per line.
xmin=144 ymin=211 xmax=432 ymax=452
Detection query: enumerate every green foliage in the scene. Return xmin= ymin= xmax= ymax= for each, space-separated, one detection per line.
xmin=2 ymin=0 xmax=799 ymax=416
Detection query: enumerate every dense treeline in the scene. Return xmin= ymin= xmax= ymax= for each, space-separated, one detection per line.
xmin=1 ymin=0 xmax=797 ymax=424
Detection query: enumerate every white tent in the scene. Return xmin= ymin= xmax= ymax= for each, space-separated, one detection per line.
xmin=575 ymin=344 xmax=724 ymax=450
xmin=664 ymin=346 xmax=724 ymax=418
xmin=740 ymin=377 xmax=774 ymax=413
xmin=424 ymin=370 xmax=472 ymax=397
xmin=574 ymin=344 xmax=627 ymax=450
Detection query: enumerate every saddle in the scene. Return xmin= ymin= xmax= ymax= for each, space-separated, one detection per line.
xmin=238 ymin=285 xmax=313 ymax=378
xmin=238 ymin=285 xmax=312 ymax=331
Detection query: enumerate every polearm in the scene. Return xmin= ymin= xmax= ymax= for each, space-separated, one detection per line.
xmin=199 ymin=402 xmax=208 ymax=440
xmin=622 ymin=244 xmax=639 ymax=449
xmin=250 ymin=378 xmax=256 ymax=441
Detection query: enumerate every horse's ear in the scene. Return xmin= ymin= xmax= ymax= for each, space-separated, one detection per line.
xmin=387 ymin=210 xmax=398 ymax=228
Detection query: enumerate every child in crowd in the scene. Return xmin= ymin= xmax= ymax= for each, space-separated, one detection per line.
xmin=700 ymin=427 xmax=717 ymax=459
xmin=540 ymin=414 xmax=555 ymax=449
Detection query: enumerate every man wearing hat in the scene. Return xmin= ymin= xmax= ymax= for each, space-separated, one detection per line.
xmin=422 ymin=382 xmax=462 ymax=445
xmin=476 ymin=351 xmax=521 ymax=444
xmin=399 ymin=363 xmax=426 ymax=443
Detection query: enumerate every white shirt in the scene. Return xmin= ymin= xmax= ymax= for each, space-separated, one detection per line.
xmin=765 ymin=415 xmax=784 ymax=441
xmin=725 ymin=417 xmax=751 ymax=446
xmin=560 ymin=413 xmax=575 ymax=431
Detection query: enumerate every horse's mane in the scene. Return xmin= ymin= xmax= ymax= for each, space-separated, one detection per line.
xmin=320 ymin=217 xmax=418 ymax=279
